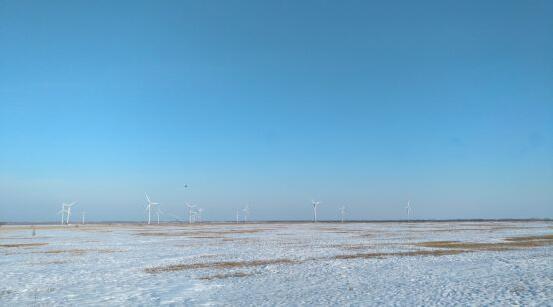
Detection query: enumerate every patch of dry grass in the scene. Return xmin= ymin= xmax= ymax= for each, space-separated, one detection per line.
xmin=504 ymin=234 xmax=553 ymax=241
xmin=199 ymin=271 xmax=254 ymax=280
xmin=415 ymin=235 xmax=553 ymax=251
xmin=0 ymin=243 xmax=48 ymax=248
xmin=145 ymin=258 xmax=297 ymax=274
xmin=431 ymin=228 xmax=490 ymax=232
xmin=334 ymin=249 xmax=467 ymax=259
xmin=415 ymin=241 xmax=511 ymax=251
xmin=38 ymin=249 xmax=88 ymax=255
xmin=317 ymin=227 xmax=365 ymax=234
xmin=33 ymin=248 xmax=125 ymax=255
xmin=327 ymin=243 xmax=372 ymax=250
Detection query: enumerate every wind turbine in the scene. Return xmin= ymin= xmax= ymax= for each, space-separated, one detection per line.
xmin=145 ymin=193 xmax=159 ymax=225
xmin=197 ymin=208 xmax=203 ymax=223
xmin=242 ymin=205 xmax=250 ymax=223
xmin=65 ymin=202 xmax=77 ymax=225
xmin=235 ymin=209 xmax=240 ymax=224
xmin=311 ymin=200 xmax=321 ymax=222
xmin=81 ymin=211 xmax=86 ymax=225
xmin=155 ymin=206 xmax=163 ymax=225
xmin=339 ymin=206 xmax=346 ymax=223
xmin=58 ymin=203 xmax=66 ymax=225
xmin=405 ymin=200 xmax=413 ymax=221
xmin=186 ymin=204 xmax=196 ymax=224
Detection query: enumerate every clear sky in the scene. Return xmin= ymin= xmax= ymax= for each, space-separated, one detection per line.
xmin=1 ymin=0 xmax=552 ymax=222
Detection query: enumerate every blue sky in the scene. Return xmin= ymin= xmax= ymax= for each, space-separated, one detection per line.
xmin=1 ymin=0 xmax=552 ymax=222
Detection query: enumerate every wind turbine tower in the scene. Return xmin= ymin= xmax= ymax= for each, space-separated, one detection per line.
xmin=155 ymin=206 xmax=162 ymax=225
xmin=65 ymin=202 xmax=77 ymax=225
xmin=187 ymin=204 xmax=196 ymax=224
xmin=58 ymin=203 xmax=66 ymax=225
xmin=311 ymin=200 xmax=321 ymax=222
xmin=405 ymin=200 xmax=413 ymax=221
xmin=145 ymin=193 xmax=159 ymax=225
xmin=197 ymin=208 xmax=203 ymax=223
xmin=242 ymin=205 xmax=250 ymax=223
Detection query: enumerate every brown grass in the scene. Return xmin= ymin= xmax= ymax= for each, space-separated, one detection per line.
xmin=415 ymin=241 xmax=511 ymax=251
xmin=0 ymin=243 xmax=48 ymax=248
xmin=317 ymin=227 xmax=365 ymax=234
xmin=333 ymin=249 xmax=467 ymax=259
xmin=327 ymin=244 xmax=372 ymax=250
xmin=415 ymin=235 xmax=553 ymax=251
xmin=431 ymin=228 xmax=491 ymax=232
xmin=199 ymin=272 xmax=254 ymax=280
xmin=504 ymin=234 xmax=553 ymax=241
xmin=33 ymin=248 xmax=125 ymax=255
xmin=39 ymin=249 xmax=88 ymax=254
xmin=145 ymin=258 xmax=297 ymax=274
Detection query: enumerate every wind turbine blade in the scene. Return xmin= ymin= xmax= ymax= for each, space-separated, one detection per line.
xmin=145 ymin=193 xmax=151 ymax=203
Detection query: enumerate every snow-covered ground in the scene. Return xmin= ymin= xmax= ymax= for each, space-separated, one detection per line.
xmin=1 ymin=221 xmax=551 ymax=306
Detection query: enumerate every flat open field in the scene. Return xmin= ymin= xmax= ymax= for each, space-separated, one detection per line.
xmin=1 ymin=221 xmax=552 ymax=305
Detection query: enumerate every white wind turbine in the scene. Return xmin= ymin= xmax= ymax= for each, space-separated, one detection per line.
xmin=235 ymin=209 xmax=240 ymax=224
xmin=405 ymin=200 xmax=413 ymax=221
xmin=58 ymin=203 xmax=66 ymax=225
xmin=186 ymin=204 xmax=196 ymax=224
xmin=339 ymin=206 xmax=346 ymax=223
xmin=155 ymin=206 xmax=163 ymax=225
xmin=242 ymin=205 xmax=250 ymax=223
xmin=65 ymin=202 xmax=77 ymax=225
xmin=311 ymin=200 xmax=321 ymax=222
xmin=81 ymin=211 xmax=86 ymax=225
xmin=197 ymin=208 xmax=203 ymax=223
xmin=145 ymin=193 xmax=159 ymax=225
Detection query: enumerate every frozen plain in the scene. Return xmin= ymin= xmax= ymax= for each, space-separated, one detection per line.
xmin=1 ymin=221 xmax=552 ymax=306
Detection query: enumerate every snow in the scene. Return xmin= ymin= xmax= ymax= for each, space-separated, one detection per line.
xmin=1 ymin=221 xmax=551 ymax=305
